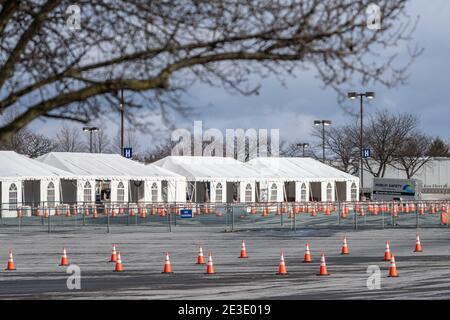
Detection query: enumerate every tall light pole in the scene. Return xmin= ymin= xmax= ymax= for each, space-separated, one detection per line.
xmin=83 ymin=127 xmax=99 ymax=153
xmin=314 ymin=120 xmax=332 ymax=162
xmin=119 ymin=89 xmax=124 ymax=156
xmin=297 ymin=143 xmax=310 ymax=157
xmin=347 ymin=91 xmax=375 ymax=200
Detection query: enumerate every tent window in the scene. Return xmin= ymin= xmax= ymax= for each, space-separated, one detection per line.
xmin=301 ymin=183 xmax=307 ymax=202
xmin=270 ymin=183 xmax=277 ymax=201
xmin=326 ymin=183 xmax=332 ymax=201
xmin=47 ymin=182 xmax=56 ymax=207
xmin=245 ymin=184 xmax=252 ymax=202
xmin=351 ymin=183 xmax=358 ymax=202
xmin=9 ymin=183 xmax=18 ymax=209
xmin=216 ymin=183 xmax=223 ymax=202
xmin=151 ymin=183 xmax=158 ymax=202
xmin=83 ymin=181 xmax=92 ymax=203
xmin=117 ymin=182 xmax=125 ymax=203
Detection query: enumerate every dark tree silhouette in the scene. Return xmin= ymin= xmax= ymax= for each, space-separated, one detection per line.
xmin=0 ymin=0 xmax=420 ymax=143
xmin=392 ymin=132 xmax=432 ymax=178
xmin=427 ymin=137 xmax=450 ymax=157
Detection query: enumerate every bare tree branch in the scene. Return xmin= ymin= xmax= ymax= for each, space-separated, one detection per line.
xmin=0 ymin=0 xmax=420 ymax=143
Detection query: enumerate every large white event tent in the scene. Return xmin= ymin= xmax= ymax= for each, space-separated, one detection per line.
xmin=246 ymin=157 xmax=360 ymax=202
xmin=37 ymin=152 xmax=186 ymax=204
xmin=153 ymin=156 xmax=359 ymax=203
xmin=153 ymin=156 xmax=265 ymax=203
xmin=0 ymin=151 xmax=76 ymax=216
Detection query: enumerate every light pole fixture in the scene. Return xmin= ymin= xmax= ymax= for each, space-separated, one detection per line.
xmin=83 ymin=127 xmax=99 ymax=153
xmin=119 ymin=89 xmax=125 ymax=157
xmin=314 ymin=120 xmax=332 ymax=162
xmin=347 ymin=91 xmax=375 ymax=200
xmin=297 ymin=143 xmax=310 ymax=157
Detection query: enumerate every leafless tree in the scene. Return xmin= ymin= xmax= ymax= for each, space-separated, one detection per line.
xmin=92 ymin=128 xmax=111 ymax=153
xmin=0 ymin=127 xmax=56 ymax=157
xmin=140 ymin=139 xmax=176 ymax=163
xmin=312 ymin=125 xmax=359 ymax=173
xmin=280 ymin=141 xmax=318 ymax=159
xmin=54 ymin=125 xmax=86 ymax=152
xmin=427 ymin=137 xmax=449 ymax=157
xmin=391 ymin=132 xmax=432 ymax=178
xmin=363 ymin=110 xmax=418 ymax=177
xmin=112 ymin=129 xmax=141 ymax=156
xmin=0 ymin=106 xmax=55 ymax=156
xmin=21 ymin=131 xmax=56 ymax=158
xmin=0 ymin=1 xmax=420 ymax=143
xmin=0 ymin=125 xmax=28 ymax=153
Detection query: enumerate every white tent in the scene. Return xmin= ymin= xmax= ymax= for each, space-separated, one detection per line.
xmin=37 ymin=152 xmax=186 ymax=204
xmin=153 ymin=156 xmax=265 ymax=203
xmin=0 ymin=151 xmax=76 ymax=216
xmin=246 ymin=157 xmax=360 ymax=202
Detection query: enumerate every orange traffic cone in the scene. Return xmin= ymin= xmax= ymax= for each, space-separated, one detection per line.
xmin=384 ymin=241 xmax=392 ymax=261
xmin=197 ymin=246 xmax=205 ymax=264
xmin=110 ymin=244 xmax=118 ymax=262
xmin=59 ymin=247 xmax=69 ymax=266
xmin=239 ymin=240 xmax=248 ymax=258
xmin=5 ymin=251 xmax=16 ymax=271
xmin=114 ymin=252 xmax=123 ymax=272
xmin=419 ymin=205 xmax=425 ymax=215
xmin=317 ymin=253 xmax=329 ymax=276
xmin=162 ymin=252 xmax=173 ymax=274
xmin=414 ymin=235 xmax=423 ymax=252
xmin=303 ymin=243 xmax=312 ymax=263
xmin=341 ymin=237 xmax=349 ymax=255
xmin=205 ymin=252 xmax=215 ymax=274
xmin=388 ymin=255 xmax=398 ymax=277
xmin=276 ymin=251 xmax=288 ymax=275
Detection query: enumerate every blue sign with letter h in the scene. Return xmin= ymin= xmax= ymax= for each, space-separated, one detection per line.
xmin=123 ymin=147 xmax=133 ymax=158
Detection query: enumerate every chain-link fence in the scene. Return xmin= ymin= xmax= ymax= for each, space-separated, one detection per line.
xmin=0 ymin=200 xmax=449 ymax=233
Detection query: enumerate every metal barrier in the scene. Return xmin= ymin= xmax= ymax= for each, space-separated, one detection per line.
xmin=0 ymin=200 xmax=449 ymax=233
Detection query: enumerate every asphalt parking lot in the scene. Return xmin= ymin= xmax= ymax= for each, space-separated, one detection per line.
xmin=0 ymin=223 xmax=449 ymax=299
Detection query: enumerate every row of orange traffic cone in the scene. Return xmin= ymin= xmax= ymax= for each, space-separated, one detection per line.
xmin=278 ymin=235 xmax=423 ymax=277
xmin=110 ymin=244 xmax=216 ymax=274
xmin=111 ymin=241 xmax=246 ymax=274
xmin=2 ymin=247 xmax=70 ymax=271
xmin=3 ymin=236 xmax=423 ymax=276
xmin=382 ymin=235 xmax=423 ymax=277
xmin=276 ymin=250 xmax=330 ymax=276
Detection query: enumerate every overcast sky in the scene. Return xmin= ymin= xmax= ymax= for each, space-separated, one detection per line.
xmin=33 ymin=0 xmax=450 ymax=153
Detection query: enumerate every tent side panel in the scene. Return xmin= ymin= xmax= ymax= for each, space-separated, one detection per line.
xmin=1 ymin=180 xmax=22 ymax=217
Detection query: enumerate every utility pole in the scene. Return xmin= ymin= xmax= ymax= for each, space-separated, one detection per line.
xmin=360 ymin=95 xmax=364 ymax=200
xmin=313 ymin=120 xmax=332 ymax=162
xmin=120 ymin=89 xmax=124 ymax=156
xmin=348 ymin=91 xmax=375 ymax=200
xmin=297 ymin=143 xmax=309 ymax=157
xmin=83 ymin=127 xmax=99 ymax=153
